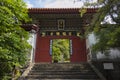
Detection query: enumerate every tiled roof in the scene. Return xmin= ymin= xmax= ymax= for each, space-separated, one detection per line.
xmin=28 ymin=8 xmax=98 ymax=14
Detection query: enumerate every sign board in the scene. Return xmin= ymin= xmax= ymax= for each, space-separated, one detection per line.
xmin=58 ymin=19 xmax=65 ymax=30
xmin=103 ymin=63 xmax=114 ymax=70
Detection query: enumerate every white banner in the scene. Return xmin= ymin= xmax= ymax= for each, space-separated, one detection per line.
xmin=70 ymin=40 xmax=72 ymax=55
xmin=50 ymin=40 xmax=53 ymax=55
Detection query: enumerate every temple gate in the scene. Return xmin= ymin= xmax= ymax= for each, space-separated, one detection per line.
xmin=23 ymin=8 xmax=97 ymax=63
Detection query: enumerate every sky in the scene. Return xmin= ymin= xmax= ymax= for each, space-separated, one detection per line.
xmin=24 ymin=0 xmax=97 ymax=8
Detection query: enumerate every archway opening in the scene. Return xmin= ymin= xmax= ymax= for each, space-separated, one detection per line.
xmin=52 ymin=39 xmax=70 ymax=63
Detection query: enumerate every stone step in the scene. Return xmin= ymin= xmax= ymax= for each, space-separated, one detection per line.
xmin=30 ymin=69 xmax=92 ymax=71
xmin=26 ymin=74 xmax=98 ymax=79
xmin=32 ymin=67 xmax=92 ymax=71
xmin=29 ymin=70 xmax=96 ymax=75
xmin=27 ymin=79 xmax=100 ymax=80
xmin=34 ymin=63 xmax=90 ymax=67
xmin=33 ymin=63 xmax=91 ymax=69
xmin=33 ymin=66 xmax=92 ymax=69
xmin=26 ymin=79 xmax=100 ymax=80
xmin=23 ymin=63 xmax=100 ymax=80
xmin=32 ymin=63 xmax=92 ymax=71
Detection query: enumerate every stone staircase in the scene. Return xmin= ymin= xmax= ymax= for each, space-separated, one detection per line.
xmin=23 ymin=63 xmax=101 ymax=80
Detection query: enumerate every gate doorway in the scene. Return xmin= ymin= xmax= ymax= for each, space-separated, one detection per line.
xmin=51 ymin=39 xmax=71 ymax=63
xmin=35 ymin=36 xmax=87 ymax=63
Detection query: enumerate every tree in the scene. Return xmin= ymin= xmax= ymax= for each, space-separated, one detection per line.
xmin=86 ymin=0 xmax=120 ymax=53
xmin=0 ymin=0 xmax=31 ymax=79
xmin=52 ymin=39 xmax=70 ymax=62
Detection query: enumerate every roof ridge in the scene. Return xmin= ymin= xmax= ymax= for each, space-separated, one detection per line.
xmin=28 ymin=8 xmax=98 ymax=13
xmin=29 ymin=8 xmax=98 ymax=9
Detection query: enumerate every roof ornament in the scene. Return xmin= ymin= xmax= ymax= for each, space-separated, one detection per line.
xmin=30 ymin=24 xmax=39 ymax=34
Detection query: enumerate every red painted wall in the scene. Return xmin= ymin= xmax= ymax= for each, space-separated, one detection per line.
xmin=35 ymin=34 xmax=87 ymax=63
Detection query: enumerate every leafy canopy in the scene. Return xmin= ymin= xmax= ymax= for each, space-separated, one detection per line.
xmin=52 ymin=39 xmax=70 ymax=62
xmin=0 ymin=0 xmax=31 ymax=79
xmin=86 ymin=0 xmax=120 ymax=53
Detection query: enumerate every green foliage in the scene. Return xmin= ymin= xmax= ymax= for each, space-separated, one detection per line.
xmin=79 ymin=8 xmax=87 ymax=17
xmin=0 ymin=0 xmax=31 ymax=79
xmin=86 ymin=0 xmax=120 ymax=53
xmin=52 ymin=39 xmax=70 ymax=62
